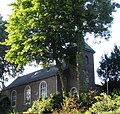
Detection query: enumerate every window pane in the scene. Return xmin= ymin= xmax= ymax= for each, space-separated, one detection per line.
xmin=11 ymin=91 xmax=16 ymax=107
xmin=40 ymin=81 xmax=47 ymax=98
xmin=24 ymin=86 xmax=31 ymax=104
xmin=85 ymin=56 xmax=89 ymax=64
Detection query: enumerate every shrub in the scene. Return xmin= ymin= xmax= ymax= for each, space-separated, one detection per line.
xmin=85 ymin=92 xmax=120 ymax=114
xmin=79 ymin=89 xmax=98 ymax=110
xmin=51 ymin=92 xmax=63 ymax=110
xmin=53 ymin=89 xmax=98 ymax=114
xmin=26 ymin=93 xmax=63 ymax=114
xmin=85 ymin=108 xmax=120 ymax=114
xmin=27 ymin=97 xmax=52 ymax=114
xmin=53 ymin=94 xmax=81 ymax=114
xmin=89 ymin=93 xmax=115 ymax=112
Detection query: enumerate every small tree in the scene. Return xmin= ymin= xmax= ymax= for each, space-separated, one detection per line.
xmin=97 ymin=45 xmax=120 ymax=81
xmin=97 ymin=45 xmax=120 ymax=92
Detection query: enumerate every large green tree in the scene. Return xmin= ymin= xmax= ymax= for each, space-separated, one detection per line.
xmin=4 ymin=0 xmax=119 ymax=97
xmin=0 ymin=15 xmax=23 ymax=88
xmin=97 ymin=45 xmax=120 ymax=81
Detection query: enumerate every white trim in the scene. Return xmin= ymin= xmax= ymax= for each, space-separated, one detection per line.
xmin=24 ymin=85 xmax=31 ymax=105
xmin=39 ymin=81 xmax=47 ymax=98
xmin=70 ymin=87 xmax=78 ymax=95
xmin=11 ymin=90 xmax=17 ymax=107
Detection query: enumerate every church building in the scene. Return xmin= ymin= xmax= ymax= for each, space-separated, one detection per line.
xmin=5 ymin=43 xmax=95 ymax=112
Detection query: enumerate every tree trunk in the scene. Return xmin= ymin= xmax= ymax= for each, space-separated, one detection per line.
xmin=76 ymin=30 xmax=84 ymax=99
xmin=56 ymin=62 xmax=65 ymax=96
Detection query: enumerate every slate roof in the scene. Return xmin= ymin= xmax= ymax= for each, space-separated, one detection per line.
xmin=6 ymin=43 xmax=94 ymax=90
xmin=84 ymin=43 xmax=95 ymax=53
xmin=6 ymin=66 xmax=58 ymax=90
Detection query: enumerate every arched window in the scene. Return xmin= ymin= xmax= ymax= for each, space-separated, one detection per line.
xmin=11 ymin=90 xmax=17 ymax=107
xmin=39 ymin=81 xmax=47 ymax=98
xmin=85 ymin=55 xmax=89 ymax=64
xmin=24 ymin=85 xmax=31 ymax=105
xmin=70 ymin=87 xmax=78 ymax=96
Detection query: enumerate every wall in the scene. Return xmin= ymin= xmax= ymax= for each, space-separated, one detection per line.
xmin=64 ymin=49 xmax=95 ymax=92
xmin=9 ymin=75 xmax=57 ymax=112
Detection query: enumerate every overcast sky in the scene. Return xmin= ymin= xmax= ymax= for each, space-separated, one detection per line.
xmin=0 ymin=0 xmax=120 ymax=85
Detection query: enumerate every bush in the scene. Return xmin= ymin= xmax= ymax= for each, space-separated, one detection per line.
xmin=25 ymin=91 xmax=120 ymax=114
xmin=85 ymin=108 xmax=120 ymax=114
xmin=51 ymin=92 xmax=63 ymax=110
xmin=80 ymin=89 xmax=97 ymax=108
xmin=53 ymin=89 xmax=98 ymax=114
xmin=27 ymin=97 xmax=52 ymax=114
xmin=85 ymin=92 xmax=120 ymax=114
xmin=26 ymin=93 xmax=63 ymax=114
xmin=53 ymin=94 xmax=80 ymax=114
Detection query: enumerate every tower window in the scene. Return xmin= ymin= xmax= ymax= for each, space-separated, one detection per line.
xmin=85 ymin=55 xmax=89 ymax=64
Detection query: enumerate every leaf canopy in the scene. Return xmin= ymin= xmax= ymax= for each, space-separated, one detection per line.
xmin=97 ymin=45 xmax=120 ymax=81
xmin=4 ymin=0 xmax=120 ymax=69
xmin=0 ymin=15 xmax=23 ymax=86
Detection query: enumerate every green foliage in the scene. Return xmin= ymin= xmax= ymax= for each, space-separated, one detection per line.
xmin=97 ymin=45 xmax=120 ymax=93
xmin=27 ymin=97 xmax=52 ymax=114
xmin=86 ymin=93 xmax=120 ymax=114
xmin=80 ymin=89 xmax=97 ymax=108
xmin=4 ymin=0 xmax=119 ymax=69
xmin=112 ymin=89 xmax=120 ymax=96
xmin=90 ymin=93 xmax=115 ymax=112
xmin=26 ymin=93 xmax=63 ymax=114
xmin=51 ymin=92 xmax=63 ymax=110
xmin=97 ymin=45 xmax=120 ymax=81
xmin=10 ymin=109 xmax=19 ymax=114
xmin=4 ymin=0 xmax=120 ymax=95
xmin=23 ymin=92 xmax=120 ymax=114
xmin=54 ymin=90 xmax=97 ymax=114
xmin=0 ymin=14 xmax=23 ymax=88
xmin=85 ymin=107 xmax=120 ymax=114
xmin=25 ymin=93 xmax=81 ymax=114
xmin=53 ymin=90 xmax=97 ymax=113
xmin=53 ymin=94 xmax=80 ymax=114
xmin=101 ymin=80 xmax=120 ymax=94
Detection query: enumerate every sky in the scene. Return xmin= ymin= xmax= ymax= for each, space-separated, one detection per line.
xmin=0 ymin=0 xmax=120 ymax=85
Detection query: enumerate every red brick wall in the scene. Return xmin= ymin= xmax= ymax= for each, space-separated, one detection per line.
xmin=64 ymin=50 xmax=95 ymax=92
xmin=8 ymin=75 xmax=57 ymax=112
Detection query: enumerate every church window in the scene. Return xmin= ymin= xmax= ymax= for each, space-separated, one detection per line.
xmin=24 ymin=85 xmax=31 ymax=105
xmin=11 ymin=90 xmax=17 ymax=107
xmin=39 ymin=81 xmax=47 ymax=98
xmin=70 ymin=87 xmax=78 ymax=96
xmin=85 ymin=55 xmax=89 ymax=64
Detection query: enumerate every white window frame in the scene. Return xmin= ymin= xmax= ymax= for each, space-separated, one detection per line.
xmin=11 ymin=90 xmax=17 ymax=107
xmin=70 ymin=87 xmax=78 ymax=96
xmin=39 ymin=81 xmax=47 ymax=98
xmin=24 ymin=85 xmax=31 ymax=105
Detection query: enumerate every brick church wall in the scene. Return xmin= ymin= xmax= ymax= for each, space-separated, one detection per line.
xmin=8 ymin=76 xmax=57 ymax=112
